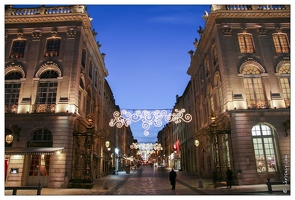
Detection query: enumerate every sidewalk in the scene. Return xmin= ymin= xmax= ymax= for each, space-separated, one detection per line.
xmin=4 ymin=168 xmax=291 ymax=195
xmin=175 ymin=170 xmax=290 ymax=195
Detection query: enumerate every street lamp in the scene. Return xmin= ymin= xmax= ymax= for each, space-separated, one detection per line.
xmin=5 ymin=134 xmax=13 ymax=144
xmin=153 ymin=142 xmax=163 ymax=166
xmin=115 ymin=148 xmax=119 ymax=172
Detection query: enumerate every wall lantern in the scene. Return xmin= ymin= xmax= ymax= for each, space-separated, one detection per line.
xmin=105 ymin=140 xmax=110 ymax=148
xmin=194 ymin=139 xmax=200 ymax=147
xmin=6 ymin=134 xmax=14 ymax=144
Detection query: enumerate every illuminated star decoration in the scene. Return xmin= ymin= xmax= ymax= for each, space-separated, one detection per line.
xmin=109 ymin=109 xmax=192 ymax=136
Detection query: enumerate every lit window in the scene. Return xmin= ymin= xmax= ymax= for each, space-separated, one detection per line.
xmin=242 ymin=65 xmax=267 ymax=109
xmin=252 ymin=124 xmax=277 ymax=173
xmin=278 ymin=64 xmax=290 ymax=107
xmin=273 ymin=33 xmax=289 ymax=53
xmin=238 ymin=33 xmax=255 ymax=53
xmin=29 ymin=155 xmax=50 ymax=176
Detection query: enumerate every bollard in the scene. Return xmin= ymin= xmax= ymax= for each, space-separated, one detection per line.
xmin=37 ymin=182 xmax=42 ymax=195
xmin=103 ymin=181 xmax=108 ymax=189
xmin=266 ymin=178 xmax=272 ymax=193
xmin=198 ymin=179 xmax=203 ymax=188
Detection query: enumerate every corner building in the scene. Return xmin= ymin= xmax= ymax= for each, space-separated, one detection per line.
xmin=4 ymin=5 xmax=131 ymax=188
xmin=186 ymin=5 xmax=290 ymax=184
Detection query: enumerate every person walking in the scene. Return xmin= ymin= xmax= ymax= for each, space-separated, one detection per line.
xmin=169 ymin=168 xmax=177 ymax=190
xmin=226 ymin=168 xmax=233 ymax=188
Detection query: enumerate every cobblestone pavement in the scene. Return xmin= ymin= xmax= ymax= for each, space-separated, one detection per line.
xmin=4 ymin=166 xmax=291 ymax=196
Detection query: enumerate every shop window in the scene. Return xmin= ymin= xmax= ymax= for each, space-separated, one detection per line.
xmin=29 ymin=155 xmax=50 ymax=176
xmin=252 ymin=124 xmax=278 ymax=173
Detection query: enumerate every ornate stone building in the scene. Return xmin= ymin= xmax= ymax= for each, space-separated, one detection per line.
xmin=159 ymin=5 xmax=290 ymax=185
xmin=4 ymin=5 xmax=133 ymax=188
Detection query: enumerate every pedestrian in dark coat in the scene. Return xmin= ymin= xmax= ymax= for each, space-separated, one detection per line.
xmin=169 ymin=168 xmax=177 ymax=190
xmin=226 ymin=168 xmax=233 ymax=188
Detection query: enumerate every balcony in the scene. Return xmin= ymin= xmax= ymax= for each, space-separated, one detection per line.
xmin=32 ymin=104 xmax=56 ymax=113
xmin=5 ymin=104 xmax=18 ymax=113
xmin=246 ymin=100 xmax=270 ymax=109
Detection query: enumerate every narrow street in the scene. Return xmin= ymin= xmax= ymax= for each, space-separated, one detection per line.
xmin=107 ymin=165 xmax=203 ymax=195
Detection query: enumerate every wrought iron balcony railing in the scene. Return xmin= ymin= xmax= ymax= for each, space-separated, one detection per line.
xmin=31 ymin=104 xmax=56 ymax=113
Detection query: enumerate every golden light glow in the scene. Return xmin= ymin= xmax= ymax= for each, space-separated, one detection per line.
xmin=105 ymin=140 xmax=110 ymax=148
xmin=5 ymin=134 xmax=13 ymax=144
xmin=195 ymin=139 xmax=200 ymax=147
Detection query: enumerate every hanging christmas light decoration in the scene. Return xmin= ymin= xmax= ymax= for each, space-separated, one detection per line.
xmin=109 ymin=109 xmax=192 ymax=136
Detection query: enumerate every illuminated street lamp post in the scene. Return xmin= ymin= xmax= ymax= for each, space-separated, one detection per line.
xmin=115 ymin=147 xmax=119 ymax=172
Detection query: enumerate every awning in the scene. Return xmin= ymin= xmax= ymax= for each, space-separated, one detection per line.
xmin=5 ymin=147 xmax=64 ymax=155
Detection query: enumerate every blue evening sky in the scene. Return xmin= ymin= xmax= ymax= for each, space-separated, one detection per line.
xmin=87 ymin=4 xmax=210 ymax=143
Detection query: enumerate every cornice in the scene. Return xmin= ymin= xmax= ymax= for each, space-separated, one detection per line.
xmin=187 ymin=10 xmax=290 ymax=75
xmin=5 ymin=14 xmax=92 ymax=29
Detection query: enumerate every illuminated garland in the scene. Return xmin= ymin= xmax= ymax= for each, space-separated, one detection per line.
xmin=109 ymin=109 xmax=192 ymax=136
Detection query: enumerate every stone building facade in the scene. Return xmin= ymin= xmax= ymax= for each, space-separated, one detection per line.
xmin=159 ymin=5 xmax=290 ymax=185
xmin=4 ymin=5 xmax=133 ymax=188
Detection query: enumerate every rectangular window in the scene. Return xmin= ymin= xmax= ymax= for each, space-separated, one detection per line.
xmin=45 ymin=38 xmax=61 ymax=57
xmin=5 ymin=83 xmax=20 ymax=105
xmin=81 ymin=49 xmax=86 ymax=68
xmin=244 ymin=77 xmax=266 ymax=108
xmin=10 ymin=40 xmax=26 ymax=58
xmin=280 ymin=78 xmax=290 ymax=99
xmin=89 ymin=61 xmax=93 ymax=80
xmin=273 ymin=34 xmax=289 ymax=53
xmin=238 ymin=34 xmax=255 ymax=53
xmin=94 ymin=70 xmax=98 ymax=88
xmin=37 ymin=82 xmax=57 ymax=104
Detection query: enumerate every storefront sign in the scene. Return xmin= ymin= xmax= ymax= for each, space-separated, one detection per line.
xmin=27 ymin=141 xmax=53 ymax=147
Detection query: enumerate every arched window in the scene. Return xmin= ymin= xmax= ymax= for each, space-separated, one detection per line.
xmin=32 ymin=128 xmax=53 ymax=141
xmin=252 ymin=124 xmax=278 ymax=173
